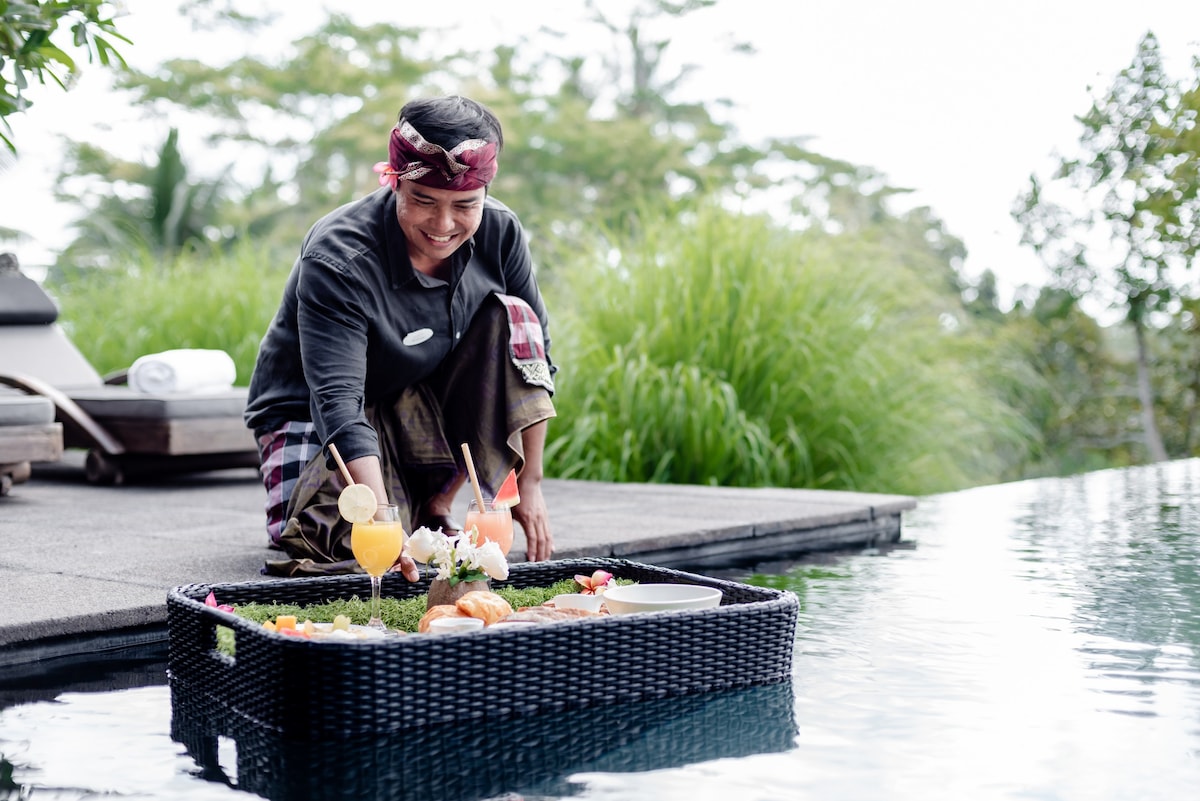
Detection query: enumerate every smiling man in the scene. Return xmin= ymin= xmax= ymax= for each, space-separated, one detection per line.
xmin=245 ymin=96 xmax=556 ymax=577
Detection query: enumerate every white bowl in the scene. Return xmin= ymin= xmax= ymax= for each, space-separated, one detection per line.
xmin=427 ymin=617 xmax=484 ymax=634
xmin=601 ymin=583 xmax=723 ymax=615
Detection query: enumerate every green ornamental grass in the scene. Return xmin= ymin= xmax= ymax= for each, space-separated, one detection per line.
xmin=544 ymin=203 xmax=1028 ymax=496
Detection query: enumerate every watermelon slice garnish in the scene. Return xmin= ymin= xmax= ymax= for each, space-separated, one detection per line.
xmin=493 ymin=468 xmax=520 ymax=510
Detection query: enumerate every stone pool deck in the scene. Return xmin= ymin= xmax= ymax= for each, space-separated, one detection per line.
xmin=0 ymin=454 xmax=916 ymax=666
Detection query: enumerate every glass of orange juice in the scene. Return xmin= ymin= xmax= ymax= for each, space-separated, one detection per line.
xmin=465 ymin=497 xmax=514 ymax=555
xmin=351 ymin=503 xmax=404 ymax=631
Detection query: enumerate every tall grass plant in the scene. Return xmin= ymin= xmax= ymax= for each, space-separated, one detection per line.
xmin=544 ymin=204 xmax=1031 ymax=496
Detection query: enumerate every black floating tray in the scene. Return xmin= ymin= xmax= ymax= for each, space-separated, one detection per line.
xmin=166 ymin=557 xmax=799 ymax=739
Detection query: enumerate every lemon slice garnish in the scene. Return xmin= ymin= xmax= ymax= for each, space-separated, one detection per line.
xmin=337 ymin=483 xmax=378 ymax=524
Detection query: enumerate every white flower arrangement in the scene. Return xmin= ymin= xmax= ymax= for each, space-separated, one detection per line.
xmin=404 ymin=525 xmax=510 ymax=585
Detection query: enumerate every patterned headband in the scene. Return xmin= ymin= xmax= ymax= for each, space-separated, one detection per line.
xmin=373 ymin=119 xmax=498 ymax=192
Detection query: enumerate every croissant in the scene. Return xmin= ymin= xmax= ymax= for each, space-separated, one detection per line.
xmin=455 ymin=591 xmax=513 ymax=626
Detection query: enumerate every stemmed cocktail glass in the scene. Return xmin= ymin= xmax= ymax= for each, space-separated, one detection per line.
xmin=351 ymin=503 xmax=405 ymax=631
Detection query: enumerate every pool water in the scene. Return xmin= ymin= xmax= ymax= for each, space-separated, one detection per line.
xmin=3 ymin=460 xmax=1199 ymax=800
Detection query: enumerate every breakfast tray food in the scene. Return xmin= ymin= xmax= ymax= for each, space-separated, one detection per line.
xmin=166 ymin=557 xmax=799 ymax=739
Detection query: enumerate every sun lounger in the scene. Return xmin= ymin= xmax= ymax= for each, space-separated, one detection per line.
xmin=0 ymin=254 xmax=259 ymax=484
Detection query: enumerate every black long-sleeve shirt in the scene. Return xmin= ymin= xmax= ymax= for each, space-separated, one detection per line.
xmin=244 ymin=187 xmax=553 ymax=464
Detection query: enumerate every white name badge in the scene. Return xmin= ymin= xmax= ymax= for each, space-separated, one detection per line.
xmin=402 ymin=328 xmax=434 ymax=346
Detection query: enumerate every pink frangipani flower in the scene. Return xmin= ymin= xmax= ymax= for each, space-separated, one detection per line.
xmin=204 ymin=591 xmax=234 ymax=613
xmin=574 ymin=569 xmax=615 ymax=595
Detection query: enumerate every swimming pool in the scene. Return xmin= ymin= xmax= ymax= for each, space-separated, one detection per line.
xmin=3 ymin=459 xmax=1199 ymax=799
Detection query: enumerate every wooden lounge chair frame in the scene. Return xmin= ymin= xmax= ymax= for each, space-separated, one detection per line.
xmin=0 ymin=371 xmax=258 ymax=484
xmin=0 ymin=392 xmax=63 ymax=495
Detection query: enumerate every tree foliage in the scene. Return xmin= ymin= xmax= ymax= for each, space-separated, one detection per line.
xmin=998 ymin=288 xmax=1144 ymax=475
xmin=0 ymin=0 xmax=129 ymax=153
xmin=105 ymin=12 xmax=438 ymax=257
xmin=55 ymin=126 xmax=230 ymax=266
xmin=71 ymin=1 xmax=866 ymax=272
xmin=1014 ymin=32 xmax=1200 ymax=462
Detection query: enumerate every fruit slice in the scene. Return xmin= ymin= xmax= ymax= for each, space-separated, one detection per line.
xmin=337 ymin=483 xmax=377 ymax=523
xmin=493 ymin=468 xmax=520 ymax=510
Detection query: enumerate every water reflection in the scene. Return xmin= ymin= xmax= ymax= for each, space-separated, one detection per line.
xmin=688 ymin=460 xmax=1200 ymax=800
xmin=1015 ymin=464 xmax=1200 ymax=722
xmin=171 ymin=682 xmax=796 ymax=801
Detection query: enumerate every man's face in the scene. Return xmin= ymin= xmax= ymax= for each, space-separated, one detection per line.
xmin=395 ymin=180 xmax=486 ymax=273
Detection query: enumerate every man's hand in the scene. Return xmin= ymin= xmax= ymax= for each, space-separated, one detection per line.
xmin=513 ymin=475 xmax=553 ymax=561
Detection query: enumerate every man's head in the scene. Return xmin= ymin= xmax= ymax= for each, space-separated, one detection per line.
xmin=378 ymin=96 xmax=503 ymax=272
xmin=375 ymin=96 xmax=502 ymax=193
xmin=399 ymin=95 xmax=503 ymax=154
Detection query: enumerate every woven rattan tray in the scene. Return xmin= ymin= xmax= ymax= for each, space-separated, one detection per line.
xmin=167 ymin=557 xmax=798 ymax=738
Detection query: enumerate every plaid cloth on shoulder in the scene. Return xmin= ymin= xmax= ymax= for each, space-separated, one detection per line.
xmin=496 ymin=293 xmax=554 ymax=392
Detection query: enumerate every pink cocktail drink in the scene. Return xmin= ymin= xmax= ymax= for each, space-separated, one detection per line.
xmin=465 ymin=498 xmax=514 ymax=555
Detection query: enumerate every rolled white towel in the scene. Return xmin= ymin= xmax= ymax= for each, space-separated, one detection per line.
xmin=127 ymin=349 xmax=237 ymax=394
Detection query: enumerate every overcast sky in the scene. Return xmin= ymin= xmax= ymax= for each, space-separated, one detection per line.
xmin=3 ymin=0 xmax=1200 ymax=307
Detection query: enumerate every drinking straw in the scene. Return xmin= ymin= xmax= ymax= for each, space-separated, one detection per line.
xmin=460 ymin=442 xmax=488 ymax=513
xmin=327 ymin=443 xmax=355 ymax=487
